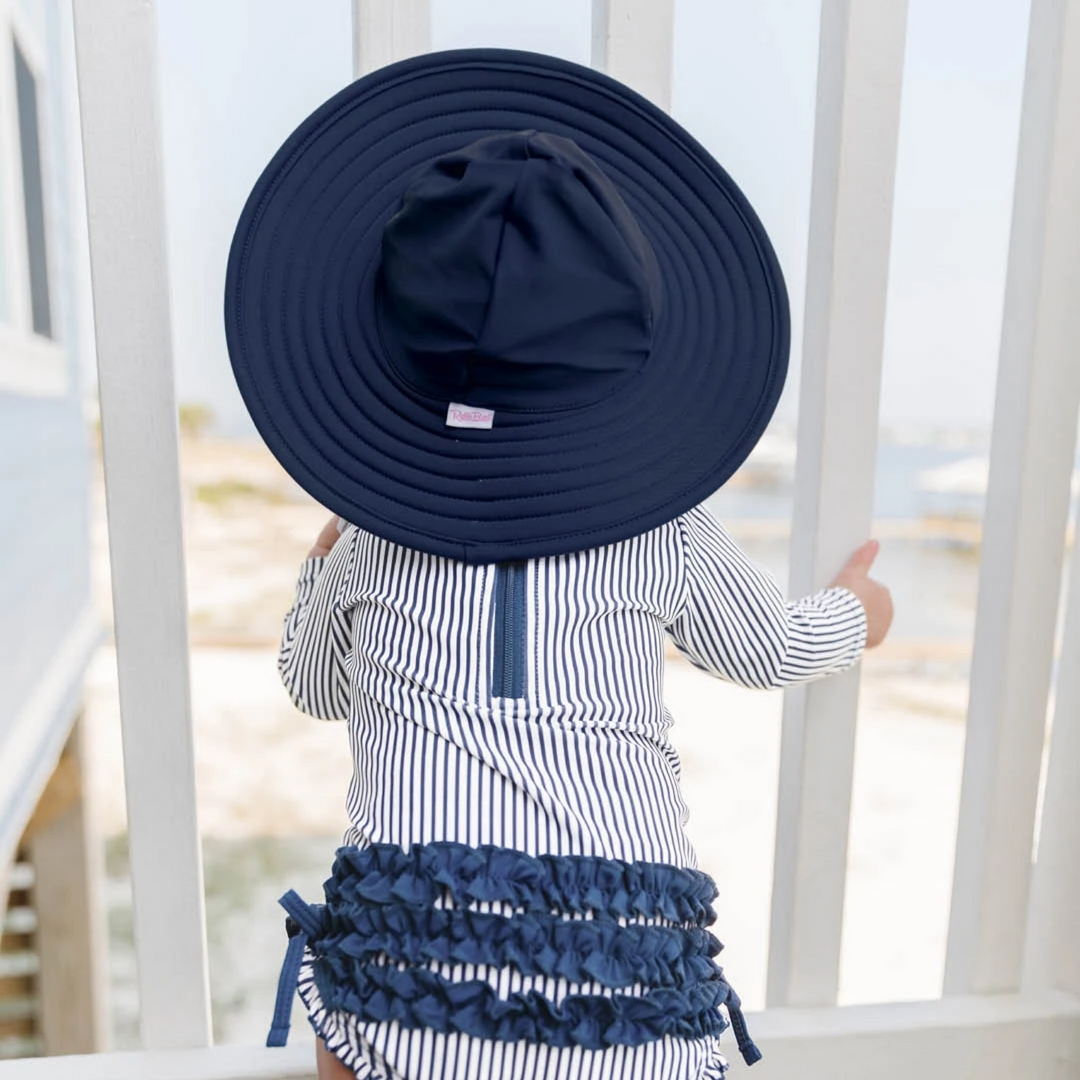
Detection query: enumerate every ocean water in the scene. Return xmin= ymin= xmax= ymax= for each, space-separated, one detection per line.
xmin=709 ymin=440 xmax=983 ymax=521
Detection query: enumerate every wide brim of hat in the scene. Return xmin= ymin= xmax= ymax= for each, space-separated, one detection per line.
xmin=225 ymin=48 xmax=789 ymax=564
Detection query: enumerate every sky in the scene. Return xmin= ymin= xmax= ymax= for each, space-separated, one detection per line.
xmin=152 ymin=0 xmax=1032 ymax=437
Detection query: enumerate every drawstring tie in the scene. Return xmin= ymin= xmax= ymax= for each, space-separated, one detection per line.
xmin=266 ymin=890 xmax=318 ymax=1048
xmin=722 ymin=983 xmax=762 ymax=1066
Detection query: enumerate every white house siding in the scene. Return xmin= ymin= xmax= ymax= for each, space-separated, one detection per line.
xmin=0 ymin=0 xmax=96 ymax=871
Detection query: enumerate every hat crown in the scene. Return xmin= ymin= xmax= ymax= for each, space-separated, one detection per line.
xmin=377 ymin=131 xmax=662 ymax=411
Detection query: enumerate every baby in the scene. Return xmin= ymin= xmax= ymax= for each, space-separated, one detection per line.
xmin=225 ymin=45 xmax=891 ymax=1080
xmin=272 ymin=509 xmax=890 ymax=1080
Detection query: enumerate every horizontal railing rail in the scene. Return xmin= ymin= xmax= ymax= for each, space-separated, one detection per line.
xmin=3 ymin=993 xmax=1079 ymax=1079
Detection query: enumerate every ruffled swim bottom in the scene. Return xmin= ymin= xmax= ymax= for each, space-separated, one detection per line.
xmin=267 ymin=843 xmax=759 ymax=1079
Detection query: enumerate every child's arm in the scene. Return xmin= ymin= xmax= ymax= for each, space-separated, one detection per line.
xmin=666 ymin=505 xmax=890 ymax=689
xmin=277 ymin=516 xmax=355 ymax=720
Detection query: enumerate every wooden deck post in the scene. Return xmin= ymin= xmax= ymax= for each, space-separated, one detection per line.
xmin=944 ymin=0 xmax=1080 ymax=997
xmin=24 ymin=719 xmax=109 ymax=1055
xmin=767 ymin=0 xmax=908 ymax=1007
xmin=71 ymin=0 xmax=212 ymax=1049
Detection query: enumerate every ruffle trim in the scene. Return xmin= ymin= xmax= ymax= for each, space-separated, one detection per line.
xmin=269 ymin=843 xmax=762 ymax=1064
xmin=312 ymin=954 xmax=729 ymax=1051
xmin=327 ymin=842 xmax=719 ymax=925
xmin=296 ymin=956 xmax=732 ymax=1079
xmin=317 ymin=903 xmax=723 ymax=989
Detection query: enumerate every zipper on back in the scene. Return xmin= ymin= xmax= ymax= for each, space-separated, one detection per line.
xmin=491 ymin=561 xmax=526 ymax=698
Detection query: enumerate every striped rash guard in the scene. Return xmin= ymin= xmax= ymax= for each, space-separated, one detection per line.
xmin=275 ymin=503 xmax=867 ymax=1080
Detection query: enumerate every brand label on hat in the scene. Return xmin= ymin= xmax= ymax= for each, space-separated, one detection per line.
xmin=446 ymin=403 xmax=495 ymax=429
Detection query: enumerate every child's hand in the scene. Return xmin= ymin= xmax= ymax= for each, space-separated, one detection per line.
xmin=830 ymin=540 xmax=893 ymax=648
xmin=308 ymin=516 xmax=343 ymax=559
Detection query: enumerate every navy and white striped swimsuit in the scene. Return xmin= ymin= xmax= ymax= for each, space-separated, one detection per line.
xmin=274 ymin=504 xmax=866 ymax=1079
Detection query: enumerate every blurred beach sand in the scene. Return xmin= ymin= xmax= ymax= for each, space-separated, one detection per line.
xmin=84 ymin=434 xmax=970 ymax=1044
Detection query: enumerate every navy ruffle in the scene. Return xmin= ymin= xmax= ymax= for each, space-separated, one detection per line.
xmin=312 ymin=955 xmax=729 ymax=1051
xmin=318 ymin=903 xmax=722 ymax=989
xmin=327 ymin=842 xmax=720 ymax=925
xmin=271 ymin=843 xmax=761 ymax=1064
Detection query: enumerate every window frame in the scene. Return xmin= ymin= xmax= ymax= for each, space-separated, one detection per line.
xmin=0 ymin=0 xmax=65 ymax=397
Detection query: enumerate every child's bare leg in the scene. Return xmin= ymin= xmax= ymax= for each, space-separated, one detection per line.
xmin=317 ymin=1037 xmax=355 ymax=1079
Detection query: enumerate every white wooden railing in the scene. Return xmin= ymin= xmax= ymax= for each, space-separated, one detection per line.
xmin=4 ymin=0 xmax=1079 ymax=1075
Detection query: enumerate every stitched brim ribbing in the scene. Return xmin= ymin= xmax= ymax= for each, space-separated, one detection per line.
xmin=225 ymin=49 xmax=789 ymax=563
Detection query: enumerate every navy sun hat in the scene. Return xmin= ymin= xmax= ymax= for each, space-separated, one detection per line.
xmin=225 ymin=48 xmax=789 ymax=564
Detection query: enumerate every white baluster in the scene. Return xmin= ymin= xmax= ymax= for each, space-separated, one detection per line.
xmin=591 ymin=0 xmax=674 ymax=112
xmin=1024 ymin=480 xmax=1080 ymax=996
xmin=947 ymin=0 xmax=1080 ymax=995
xmin=352 ymin=0 xmax=431 ymax=79
xmin=72 ymin=0 xmax=211 ymax=1049
xmin=767 ymin=0 xmax=909 ymax=1007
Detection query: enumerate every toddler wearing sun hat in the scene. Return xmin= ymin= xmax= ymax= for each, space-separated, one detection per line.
xmin=226 ymin=47 xmax=891 ymax=1080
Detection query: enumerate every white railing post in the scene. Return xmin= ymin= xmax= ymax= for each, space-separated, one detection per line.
xmin=590 ymin=0 xmax=610 ymax=73
xmin=72 ymin=0 xmax=212 ymax=1049
xmin=591 ymin=0 xmax=674 ymax=112
xmin=1024 ymin=486 xmax=1080 ymax=996
xmin=351 ymin=0 xmax=430 ymax=79
xmin=946 ymin=0 xmax=1080 ymax=996
xmin=767 ymin=0 xmax=908 ymax=1007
